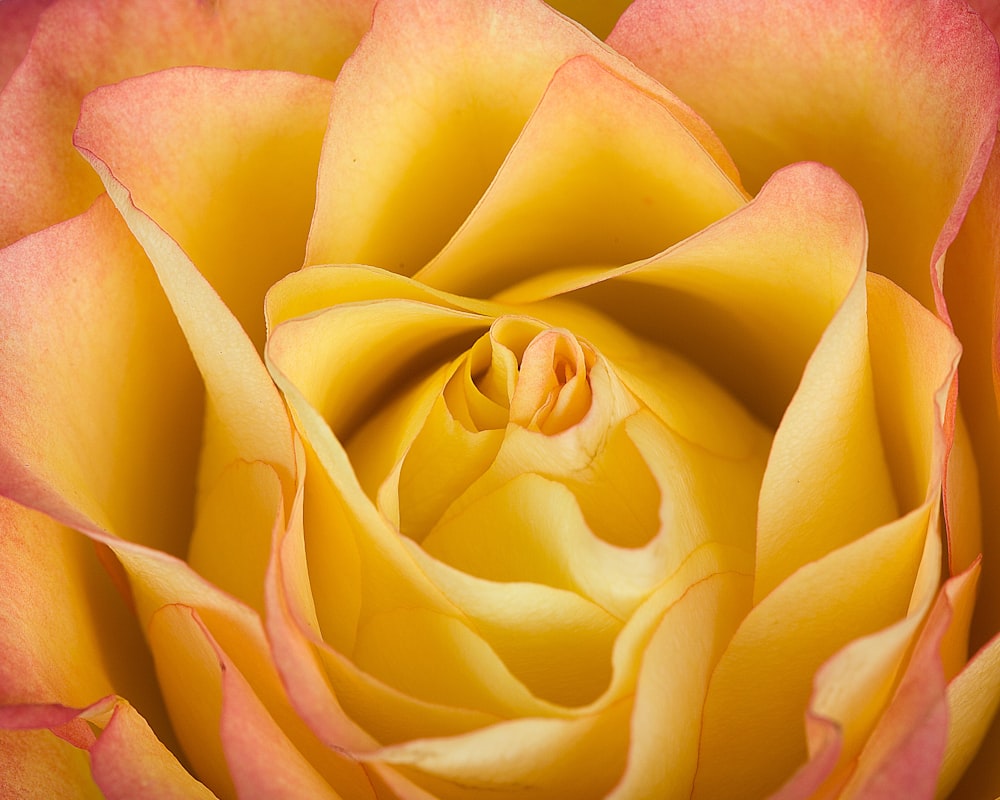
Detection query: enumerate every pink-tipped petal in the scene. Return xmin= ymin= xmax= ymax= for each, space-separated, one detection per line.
xmin=945 ymin=144 xmax=1000 ymax=647
xmin=73 ymin=68 xmax=335 ymax=350
xmin=0 ymin=727 xmax=102 ymax=799
xmin=0 ymin=196 xmax=202 ymax=554
xmin=766 ymin=716 xmax=842 ymax=800
xmin=0 ymin=0 xmax=373 ymax=246
xmin=609 ymin=0 xmax=1000 ymax=312
xmin=0 ymin=495 xmax=177 ymax=769
xmin=0 ymin=0 xmax=49 ymax=90
xmin=837 ymin=576 xmax=960 ymax=798
xmin=90 ymin=702 xmax=217 ymax=800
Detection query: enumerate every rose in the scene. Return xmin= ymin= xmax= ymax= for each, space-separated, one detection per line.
xmin=1 ymin=2 xmax=999 ymax=800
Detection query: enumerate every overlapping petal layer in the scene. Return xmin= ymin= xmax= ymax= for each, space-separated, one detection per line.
xmin=609 ymin=0 xmax=1000 ymax=312
xmin=0 ymin=0 xmax=374 ymax=247
xmin=0 ymin=0 xmax=998 ymax=796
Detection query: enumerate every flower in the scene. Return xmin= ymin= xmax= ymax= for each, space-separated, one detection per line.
xmin=1 ymin=1 xmax=999 ymax=798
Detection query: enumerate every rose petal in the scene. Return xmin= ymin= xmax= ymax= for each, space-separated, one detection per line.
xmin=366 ymin=703 xmax=632 ymax=800
xmin=0 ymin=0 xmax=48 ymax=90
xmin=0 ymin=0 xmax=373 ymax=246
xmin=755 ymin=261 xmax=897 ymax=601
xmin=306 ymin=0 xmax=735 ymax=276
xmin=0 ymin=728 xmax=102 ymax=799
xmin=508 ymin=162 xmax=865 ymax=426
xmin=0 ymin=196 xmax=201 ymax=554
xmin=766 ymin=717 xmax=843 ymax=800
xmin=414 ymin=53 xmax=745 ymax=297
xmin=610 ymin=0 xmax=1000 ymax=311
xmin=77 ymin=153 xmax=296 ymax=494
xmin=692 ymin=502 xmax=934 ymax=798
xmin=397 ymin=544 xmax=622 ymax=709
xmin=606 ymin=571 xmax=751 ymax=799
xmin=90 ymin=702 xmax=218 ymax=800
xmin=0 ymin=500 xmax=159 ymax=718
xmin=970 ymin=1 xmax=1000 ymax=35
xmin=73 ymin=68 xmax=335 ymax=350
xmin=186 ymin=461 xmax=283 ymax=616
xmin=945 ymin=144 xmax=1000 ymax=642
xmin=937 ymin=554 xmax=1000 ymax=796
xmin=789 ymin=514 xmax=944 ymax=794
xmin=147 ymin=604 xmax=355 ymax=799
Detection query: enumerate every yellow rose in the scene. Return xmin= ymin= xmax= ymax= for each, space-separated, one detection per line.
xmin=1 ymin=1 xmax=999 ymax=799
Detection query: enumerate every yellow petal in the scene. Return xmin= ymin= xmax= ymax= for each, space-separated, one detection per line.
xmin=0 ymin=196 xmax=201 ymax=555
xmin=508 ymin=162 xmax=866 ymax=427
xmin=610 ymin=0 xmax=1000 ymax=310
xmin=74 ymin=68 xmax=335 ymax=350
xmin=414 ymin=53 xmax=744 ymax=296
xmin=78 ymin=153 xmax=296 ymax=495
xmin=0 ymin=0 xmax=372 ymax=246
xmin=755 ymin=261 xmax=897 ymax=601
xmin=306 ymin=0 xmax=735 ymax=276
xmin=693 ymin=503 xmax=932 ymax=798
xmin=607 ymin=571 xmax=751 ymax=799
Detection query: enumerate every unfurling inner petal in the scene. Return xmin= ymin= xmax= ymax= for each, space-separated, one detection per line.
xmin=508 ymin=327 xmax=594 ymax=435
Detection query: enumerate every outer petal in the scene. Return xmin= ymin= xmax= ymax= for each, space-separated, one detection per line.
xmin=0 ymin=495 xmax=179 ymax=787
xmin=73 ymin=68 xmax=335 ymax=350
xmin=89 ymin=702 xmax=218 ymax=800
xmin=946 ymin=145 xmax=1000 ymax=639
xmin=0 ymin=727 xmax=101 ymax=799
xmin=0 ymin=0 xmax=49 ymax=89
xmin=0 ymin=499 xmax=162 ymax=721
xmin=1 ymin=696 xmax=216 ymax=799
xmin=609 ymin=0 xmax=1000 ymax=311
xmin=0 ymin=196 xmax=201 ymax=555
xmin=0 ymin=0 xmax=373 ymax=246
xmin=692 ymin=505 xmax=933 ymax=798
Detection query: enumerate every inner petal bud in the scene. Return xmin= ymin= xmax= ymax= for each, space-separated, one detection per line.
xmin=509 ymin=328 xmax=595 ymax=435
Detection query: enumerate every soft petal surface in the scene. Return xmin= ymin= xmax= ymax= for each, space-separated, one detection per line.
xmin=609 ymin=0 xmax=1000 ymax=311
xmin=77 ymin=153 xmax=297 ymax=494
xmin=0 ymin=728 xmax=101 ymax=799
xmin=414 ymin=52 xmax=744 ymax=297
xmin=0 ymin=196 xmax=201 ymax=554
xmin=0 ymin=0 xmax=373 ymax=246
xmin=89 ymin=702 xmax=218 ymax=800
xmin=307 ymin=0 xmax=735 ymax=277
xmin=74 ymin=67 xmax=335 ymax=350
xmin=518 ymin=162 xmax=865 ymax=426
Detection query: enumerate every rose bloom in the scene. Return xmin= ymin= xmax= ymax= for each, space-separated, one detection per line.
xmin=2 ymin=0 xmax=1000 ymax=798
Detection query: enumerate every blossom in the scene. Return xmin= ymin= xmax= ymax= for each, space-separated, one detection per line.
xmin=1 ymin=1 xmax=1000 ymax=798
